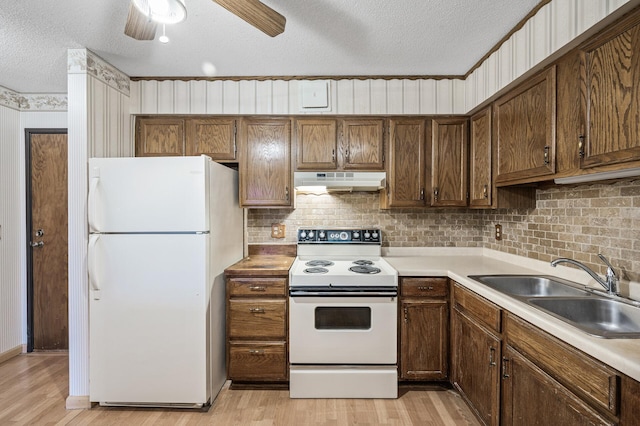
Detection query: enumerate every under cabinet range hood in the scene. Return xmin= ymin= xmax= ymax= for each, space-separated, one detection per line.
xmin=294 ymin=172 xmax=386 ymax=192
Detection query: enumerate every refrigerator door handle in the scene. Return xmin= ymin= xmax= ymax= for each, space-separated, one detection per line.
xmin=88 ymin=234 xmax=101 ymax=299
xmin=88 ymin=168 xmax=100 ymax=233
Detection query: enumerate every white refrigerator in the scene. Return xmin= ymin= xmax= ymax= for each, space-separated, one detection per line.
xmin=87 ymin=156 xmax=243 ymax=408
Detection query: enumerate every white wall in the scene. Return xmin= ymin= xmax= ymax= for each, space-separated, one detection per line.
xmin=131 ymin=0 xmax=634 ymax=116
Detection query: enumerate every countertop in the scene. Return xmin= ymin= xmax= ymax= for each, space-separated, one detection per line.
xmin=224 ymin=255 xmax=295 ymax=277
xmin=383 ymin=247 xmax=640 ymax=382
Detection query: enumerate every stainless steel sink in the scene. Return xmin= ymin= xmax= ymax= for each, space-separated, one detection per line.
xmin=529 ymin=297 xmax=640 ymax=338
xmin=468 ymin=275 xmax=591 ymax=298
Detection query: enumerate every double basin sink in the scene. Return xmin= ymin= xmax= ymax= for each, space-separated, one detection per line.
xmin=468 ymin=275 xmax=640 ymax=338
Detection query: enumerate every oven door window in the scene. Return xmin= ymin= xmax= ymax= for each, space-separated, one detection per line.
xmin=314 ymin=307 xmax=371 ymax=330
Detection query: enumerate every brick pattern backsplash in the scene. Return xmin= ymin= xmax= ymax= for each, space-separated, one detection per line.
xmin=247 ymin=179 xmax=640 ymax=282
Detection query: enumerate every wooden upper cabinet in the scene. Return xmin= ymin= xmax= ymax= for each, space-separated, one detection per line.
xmin=239 ymin=118 xmax=292 ymax=208
xmin=580 ymin=13 xmax=640 ymax=169
xmin=494 ymin=66 xmax=556 ymax=185
xmin=185 ymin=118 xmax=237 ymax=161
xmin=431 ymin=117 xmax=468 ymax=207
xmin=469 ymin=107 xmax=492 ymax=208
xmin=295 ymin=119 xmax=338 ymax=170
xmin=135 ymin=117 xmax=185 ymax=156
xmin=341 ymin=119 xmax=385 ymax=170
xmin=386 ymin=118 xmax=428 ymax=207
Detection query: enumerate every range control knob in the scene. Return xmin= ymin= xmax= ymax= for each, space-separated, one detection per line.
xmin=308 ymin=231 xmax=315 ymax=238
xmin=300 ymin=231 xmax=307 ymax=239
xmin=372 ymin=231 xmax=379 ymax=239
xmin=319 ymin=231 xmax=326 ymax=239
xmin=353 ymin=231 xmax=360 ymax=239
xmin=364 ymin=232 xmax=371 ymax=239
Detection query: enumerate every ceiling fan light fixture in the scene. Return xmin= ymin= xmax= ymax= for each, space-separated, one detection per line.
xmin=132 ymin=0 xmax=187 ymax=24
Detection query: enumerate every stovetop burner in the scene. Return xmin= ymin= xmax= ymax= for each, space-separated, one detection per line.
xmin=349 ymin=265 xmax=381 ymax=274
xmin=304 ymin=267 xmax=329 ymax=274
xmin=352 ymin=260 xmax=374 ymax=266
xmin=305 ymin=260 xmax=335 ymax=267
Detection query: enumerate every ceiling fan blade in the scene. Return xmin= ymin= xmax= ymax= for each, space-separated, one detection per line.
xmin=124 ymin=3 xmax=157 ymax=41
xmin=212 ymin=0 xmax=286 ymax=37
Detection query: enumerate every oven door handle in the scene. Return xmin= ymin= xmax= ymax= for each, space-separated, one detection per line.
xmin=289 ymin=290 xmax=397 ymax=297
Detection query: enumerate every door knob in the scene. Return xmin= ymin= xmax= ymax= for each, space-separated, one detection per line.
xmin=30 ymin=241 xmax=44 ymax=248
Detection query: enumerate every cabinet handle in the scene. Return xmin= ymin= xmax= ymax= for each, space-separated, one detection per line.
xmin=248 ymin=349 xmax=265 ymax=355
xmin=489 ymin=347 xmax=496 ymax=366
xmin=578 ymin=135 xmax=585 ymax=158
xmin=417 ymin=286 xmax=434 ymax=291
xmin=285 ymin=186 xmax=290 ymax=202
xmin=502 ymin=357 xmax=510 ymax=379
xmin=249 ymin=307 xmax=265 ymax=314
xmin=403 ymin=307 xmax=409 ymax=323
xmin=420 ymin=188 xmax=425 ymax=200
xmin=248 ymin=285 xmax=266 ymax=292
xmin=331 ymin=149 xmax=336 ymax=162
xmin=345 ymin=149 xmax=350 ymax=162
xmin=433 ymin=188 xmax=439 ymax=201
xmin=544 ymin=146 xmax=550 ymax=165
xmin=483 ymin=184 xmax=488 ymax=199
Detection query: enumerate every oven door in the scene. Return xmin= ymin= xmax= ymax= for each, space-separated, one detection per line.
xmin=289 ymin=294 xmax=397 ymax=365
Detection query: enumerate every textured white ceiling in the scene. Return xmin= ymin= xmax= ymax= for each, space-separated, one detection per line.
xmin=0 ymin=0 xmax=540 ymax=94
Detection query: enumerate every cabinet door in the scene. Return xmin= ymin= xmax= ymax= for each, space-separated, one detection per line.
xmin=186 ymin=118 xmax=236 ymax=161
xmin=469 ymin=107 xmax=492 ymax=208
xmin=387 ymin=119 xmax=427 ymax=207
xmin=494 ymin=66 xmax=556 ymax=184
xmin=501 ymin=346 xmax=614 ymax=426
xmin=431 ymin=117 xmax=468 ymax=207
xmin=580 ymin=14 xmax=640 ymax=168
xmin=239 ymin=119 xmax=292 ymax=207
xmin=341 ymin=119 xmax=385 ymax=170
xmin=135 ymin=117 xmax=185 ymax=156
xmin=452 ymin=308 xmax=501 ymax=426
xmin=295 ymin=119 xmax=338 ymax=170
xmin=400 ymin=300 xmax=448 ymax=380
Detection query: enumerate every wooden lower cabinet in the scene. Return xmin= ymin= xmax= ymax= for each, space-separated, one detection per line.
xmin=501 ymin=345 xmax=613 ymax=426
xmin=452 ymin=307 xmax=501 ymax=426
xmin=226 ymin=276 xmax=288 ymax=383
xmin=399 ymin=278 xmax=449 ymax=380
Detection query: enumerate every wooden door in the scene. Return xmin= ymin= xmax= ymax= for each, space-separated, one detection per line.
xmin=295 ymin=119 xmax=338 ymax=170
xmin=387 ymin=119 xmax=428 ymax=207
xmin=341 ymin=119 xmax=385 ymax=170
xmin=28 ymin=131 xmax=68 ymax=350
xmin=580 ymin=13 xmax=640 ymax=168
xmin=239 ymin=118 xmax=292 ymax=207
xmin=452 ymin=308 xmax=501 ymax=426
xmin=501 ymin=345 xmax=613 ymax=426
xmin=431 ymin=118 xmax=468 ymax=207
xmin=494 ymin=66 xmax=556 ymax=184
xmin=469 ymin=107 xmax=492 ymax=208
xmin=135 ymin=117 xmax=185 ymax=156
xmin=185 ymin=117 xmax=236 ymax=161
xmin=400 ymin=300 xmax=448 ymax=380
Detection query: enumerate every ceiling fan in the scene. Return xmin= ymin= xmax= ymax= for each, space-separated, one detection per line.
xmin=124 ymin=0 xmax=286 ymax=40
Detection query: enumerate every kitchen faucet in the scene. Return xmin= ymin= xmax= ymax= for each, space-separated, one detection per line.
xmin=550 ymin=254 xmax=618 ymax=295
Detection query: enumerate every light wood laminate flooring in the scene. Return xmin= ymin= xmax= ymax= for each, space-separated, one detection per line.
xmin=0 ymin=353 xmax=479 ymax=425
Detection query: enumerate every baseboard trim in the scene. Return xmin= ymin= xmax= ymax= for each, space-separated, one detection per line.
xmin=0 ymin=346 xmax=22 ymax=365
xmin=66 ymin=395 xmax=91 ymax=410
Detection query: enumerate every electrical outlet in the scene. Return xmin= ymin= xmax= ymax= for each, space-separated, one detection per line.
xmin=495 ymin=224 xmax=502 ymax=241
xmin=271 ymin=223 xmax=285 ymax=239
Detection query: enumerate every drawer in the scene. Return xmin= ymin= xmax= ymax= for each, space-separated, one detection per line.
xmin=505 ymin=313 xmax=619 ymax=416
xmin=228 ymin=342 xmax=287 ymax=381
xmin=453 ymin=282 xmax=501 ymax=333
xmin=228 ymin=299 xmax=286 ymax=339
xmin=401 ymin=277 xmax=448 ymax=298
xmin=227 ymin=277 xmax=287 ymax=297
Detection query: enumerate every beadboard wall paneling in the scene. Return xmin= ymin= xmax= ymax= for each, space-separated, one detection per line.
xmin=0 ymin=105 xmax=22 ymax=356
xmin=67 ymin=48 xmax=132 ymax=402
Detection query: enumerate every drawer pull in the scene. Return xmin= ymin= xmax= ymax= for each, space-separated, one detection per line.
xmin=249 ymin=285 xmax=266 ymax=292
xmin=418 ymin=286 xmax=434 ymax=291
xmin=502 ymin=357 xmax=510 ymax=379
xmin=248 ymin=349 xmax=265 ymax=355
xmin=249 ymin=307 xmax=266 ymax=314
xmin=489 ymin=346 xmax=496 ymax=366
